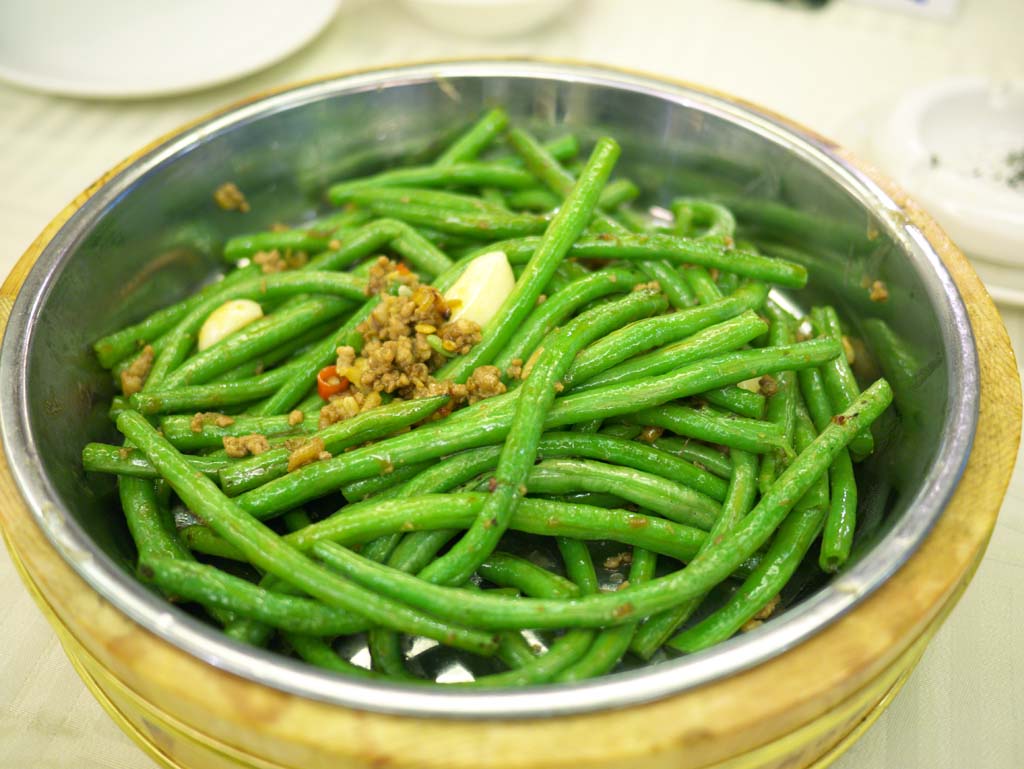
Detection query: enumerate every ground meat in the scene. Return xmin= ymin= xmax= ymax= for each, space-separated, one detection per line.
xmin=506 ymin=358 xmax=524 ymax=380
xmin=319 ymin=390 xmax=383 ymax=429
xmin=842 ymin=335 xmax=856 ymax=365
xmin=189 ymin=412 xmax=235 ymax=433
xmin=222 ymin=433 xmax=270 ymax=458
xmin=287 ymin=436 xmax=330 ymax=472
xmin=120 ymin=345 xmax=155 ymax=397
xmin=741 ymin=595 xmax=781 ymax=633
xmin=869 ymin=280 xmax=889 ymax=303
xmin=253 ymin=250 xmax=286 ymax=273
xmin=358 ymin=336 xmax=433 ymax=395
xmin=603 ymin=551 xmax=633 ymax=570
xmin=213 ymin=182 xmax=250 ymax=213
xmin=253 ymin=249 xmax=306 ymax=273
xmin=638 ymin=425 xmax=664 ymax=443
xmin=365 ymin=256 xmax=417 ymax=296
xmin=437 ymin=318 xmax=481 ymax=356
xmin=358 ymin=285 xmax=450 ymax=343
xmin=520 ymin=346 xmax=543 ymax=380
xmin=287 ymin=409 xmax=305 ymax=426
xmin=632 ymin=280 xmax=661 ymax=293
xmin=465 ymin=365 xmax=506 ymax=404
xmin=759 ymin=375 xmax=778 ymax=398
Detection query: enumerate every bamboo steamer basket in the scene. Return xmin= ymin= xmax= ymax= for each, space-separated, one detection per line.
xmin=0 ymin=61 xmax=1018 ymax=769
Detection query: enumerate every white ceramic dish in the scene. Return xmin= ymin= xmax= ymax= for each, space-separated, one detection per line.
xmin=869 ymin=77 xmax=1024 ymax=268
xmin=0 ymin=0 xmax=340 ymax=99
xmin=400 ymin=0 xmax=574 ymax=37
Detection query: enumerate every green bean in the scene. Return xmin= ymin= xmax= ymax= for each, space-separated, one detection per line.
xmin=303 ymin=207 xmax=374 ymax=233
xmin=812 ymin=306 xmax=873 ymax=461
xmin=368 ymin=198 xmax=549 ymax=239
xmin=181 ymin=525 xmax=246 ymax=560
xmin=332 ymin=186 xmax=508 ymax=215
xmin=310 ymin=379 xmax=891 ymax=630
xmin=524 ymin=458 xmax=720 ymax=530
xmin=599 ymin=179 xmax=640 ymax=210
xmin=505 ymin=126 xmax=580 ymax=198
xmin=210 ymin=318 xmax=338 ymax=384
xmin=143 ymin=557 xmax=367 ymax=636
xmin=388 ymin=529 xmax=457 ymax=574
xmin=819 ymin=449 xmax=857 ymax=572
xmin=130 ymin=315 xmax=356 ymax=414
xmin=668 ymin=500 xmax=827 ymax=653
xmin=234 ymin=339 xmax=841 ymax=518
xmin=682 ymin=265 xmax=723 ymax=305
xmin=792 ymin=399 xmax=829 ymax=511
xmin=129 ymin=374 xmax=291 ymax=415
xmin=506 ymin=126 xmax=694 ymax=321
xmin=649 ymin=437 xmax=733 ymax=478
xmin=158 ymin=411 xmax=314 ymax=452
xmin=304 ymin=220 xmax=397 ymax=271
xmin=83 ymin=442 xmax=232 ymax=480
xmin=572 ymin=311 xmax=769 ymax=393
xmin=672 ymin=198 xmax=737 ymax=241
xmin=630 ymin=449 xmax=758 ymax=659
xmin=566 ymin=234 xmax=806 ymax=288
xmin=120 ymin=475 xmax=236 ymax=627
xmin=224 ymin=230 xmax=333 ymax=261
xmin=144 ymin=272 xmax=367 ymax=391
xmin=555 ymin=546 xmax=658 ymax=682
xmin=535 ymin=433 xmax=728 ymax=501
xmin=436 ymin=136 xmax=622 ymax=383
xmin=220 ymin=395 xmax=448 ymax=496
xmin=286 ymin=634 xmax=381 ymax=679
xmin=281 ymin=494 xmax=707 ymax=564
xmin=341 ymin=461 xmax=431 ymax=502
xmin=117 ymin=410 xmax=499 ymax=655
xmin=478 ymin=553 xmax=580 ymax=599
xmin=396 ymin=431 xmax=727 ymax=503
xmin=599 ymin=422 xmax=643 ymax=441
xmin=329 ymin=163 xmax=537 ymax=199
xmin=386 ymin=220 xmax=455 ymax=277
xmin=367 ymin=627 xmax=415 ymax=679
xmin=563 ymin=285 xmax=768 ymax=390
xmin=93 ymin=265 xmax=261 ymax=369
xmin=451 ymin=539 xmax=596 ymax=687
xmin=797 ymin=364 xmax=855 ymax=571
xmin=492 ymin=133 xmax=579 ymax=168
xmin=700 ymin=386 xmax=766 ymax=419
xmin=636 ymin=261 xmax=697 ymax=309
xmin=758 ymin=303 xmax=798 ymax=494
xmin=630 ymin=404 xmax=791 ymax=457
xmin=121 ymin=476 xmax=192 ymax=565
xmin=436 ymin=108 xmax=509 ymax=166
xmin=491 ymin=268 xmax=638 ymax=375
xmin=419 ymin=289 xmax=664 ymax=586
xmin=504 ymin=188 xmax=560 ymax=211
xmin=251 ymin=297 xmax=380 ymax=417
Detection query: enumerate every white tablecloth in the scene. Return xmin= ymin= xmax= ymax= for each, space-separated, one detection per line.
xmin=2 ymin=1 xmax=1022 ymax=767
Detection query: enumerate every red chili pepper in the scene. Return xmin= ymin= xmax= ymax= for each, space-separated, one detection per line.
xmin=394 ymin=262 xmax=412 ymax=275
xmin=317 ymin=365 xmax=349 ymax=400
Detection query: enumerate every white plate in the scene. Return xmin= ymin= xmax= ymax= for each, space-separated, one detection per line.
xmin=869 ymin=77 xmax=1024 ymax=268
xmin=0 ymin=0 xmax=340 ymax=99
xmin=844 ymin=79 xmax=1024 ymax=307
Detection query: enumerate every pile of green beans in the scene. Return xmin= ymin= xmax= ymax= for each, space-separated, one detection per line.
xmin=84 ymin=107 xmax=894 ymax=686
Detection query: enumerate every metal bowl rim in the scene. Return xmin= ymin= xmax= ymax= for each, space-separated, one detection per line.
xmin=0 ymin=59 xmax=979 ymax=719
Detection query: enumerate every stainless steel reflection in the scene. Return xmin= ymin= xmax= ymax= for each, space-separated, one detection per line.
xmin=0 ymin=61 xmax=977 ymax=718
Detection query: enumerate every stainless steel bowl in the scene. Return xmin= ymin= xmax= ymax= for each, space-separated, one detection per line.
xmin=0 ymin=61 xmax=977 ymax=719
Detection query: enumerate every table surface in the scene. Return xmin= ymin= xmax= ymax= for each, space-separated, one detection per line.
xmin=1 ymin=1 xmax=1022 ymax=767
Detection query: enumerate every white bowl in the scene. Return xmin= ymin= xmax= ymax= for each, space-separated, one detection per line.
xmin=400 ymin=0 xmax=575 ymax=37
xmin=870 ymin=77 xmax=1024 ymax=269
